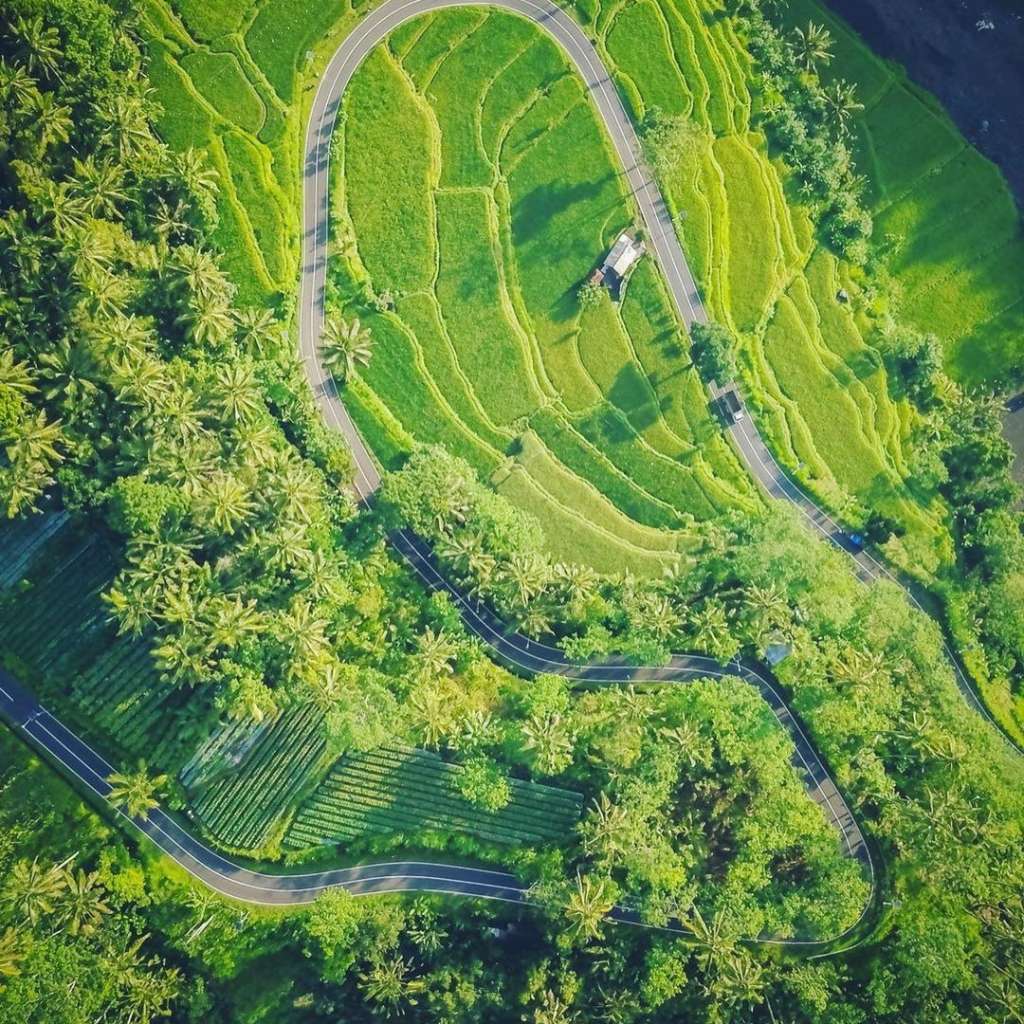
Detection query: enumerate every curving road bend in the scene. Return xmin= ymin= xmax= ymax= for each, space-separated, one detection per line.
xmin=12 ymin=0 xmax=1000 ymax=951
xmin=298 ymin=0 xmax=1018 ymax=747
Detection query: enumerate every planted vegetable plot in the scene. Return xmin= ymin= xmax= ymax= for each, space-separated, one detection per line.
xmin=0 ymin=535 xmax=118 ymax=683
xmin=285 ymin=745 xmax=583 ymax=850
xmin=0 ymin=525 xmax=188 ymax=763
xmin=0 ymin=509 xmax=69 ymax=590
xmin=188 ymin=705 xmax=328 ymax=852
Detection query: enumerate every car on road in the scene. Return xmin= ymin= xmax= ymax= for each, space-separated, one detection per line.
xmin=720 ymin=387 xmax=745 ymax=423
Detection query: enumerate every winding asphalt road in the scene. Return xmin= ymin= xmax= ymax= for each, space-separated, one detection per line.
xmin=297 ymin=0 xmax=1016 ymax=743
xmin=6 ymin=0 xmax=1005 ymax=952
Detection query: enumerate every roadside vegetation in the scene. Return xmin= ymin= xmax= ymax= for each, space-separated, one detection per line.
xmin=2 ymin=0 xmax=1024 ymax=1022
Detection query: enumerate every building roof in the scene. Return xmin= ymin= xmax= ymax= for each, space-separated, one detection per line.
xmin=602 ymin=232 xmax=644 ymax=278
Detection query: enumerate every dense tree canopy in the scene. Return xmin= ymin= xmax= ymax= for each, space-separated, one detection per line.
xmin=1 ymin=1 xmax=1023 ymax=1022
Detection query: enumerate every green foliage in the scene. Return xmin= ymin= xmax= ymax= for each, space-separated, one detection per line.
xmin=577 ymin=279 xmax=604 ymax=310
xmin=691 ymin=320 xmax=738 ymax=384
xmin=456 ymin=755 xmax=512 ymax=813
xmin=641 ymin=107 xmax=705 ymax=178
xmin=105 ymin=474 xmax=184 ymax=535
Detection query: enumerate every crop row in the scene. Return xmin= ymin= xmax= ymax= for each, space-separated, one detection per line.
xmin=191 ymin=706 xmax=327 ymax=850
xmin=285 ymin=744 xmax=582 ymax=851
xmin=0 ymin=510 xmax=69 ymax=590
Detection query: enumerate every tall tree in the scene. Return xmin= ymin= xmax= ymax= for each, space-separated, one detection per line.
xmin=106 ymin=762 xmax=167 ymax=820
xmin=319 ymin=313 xmax=373 ymax=384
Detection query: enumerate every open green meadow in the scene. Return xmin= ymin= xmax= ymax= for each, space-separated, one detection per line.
xmin=334 ymin=9 xmax=758 ymax=575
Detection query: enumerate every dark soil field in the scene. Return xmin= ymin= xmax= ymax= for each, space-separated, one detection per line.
xmin=825 ymin=0 xmax=1024 ymax=209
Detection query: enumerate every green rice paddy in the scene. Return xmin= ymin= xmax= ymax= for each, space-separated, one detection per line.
xmin=335 ymin=9 xmax=757 ymax=574
xmin=595 ymin=0 xmax=1023 ymax=576
xmin=143 ymin=0 xmax=1023 ymax=582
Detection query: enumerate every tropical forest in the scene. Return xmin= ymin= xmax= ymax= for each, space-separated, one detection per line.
xmin=1 ymin=0 xmax=1023 ymax=1021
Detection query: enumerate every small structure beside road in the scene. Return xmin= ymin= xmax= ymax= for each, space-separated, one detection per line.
xmin=589 ymin=231 xmax=645 ymax=300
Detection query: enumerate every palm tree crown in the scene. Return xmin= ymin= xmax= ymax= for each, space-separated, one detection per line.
xmin=319 ymin=313 xmax=373 ymax=383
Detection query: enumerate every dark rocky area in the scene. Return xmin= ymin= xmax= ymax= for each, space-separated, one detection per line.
xmin=823 ymin=0 xmax=1024 ymax=210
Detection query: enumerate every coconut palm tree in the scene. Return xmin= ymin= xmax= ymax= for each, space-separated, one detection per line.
xmin=234 ymin=307 xmax=281 ymax=355
xmin=0 ymin=927 xmax=23 ymax=981
xmin=8 ymin=409 xmax=62 ymax=466
xmin=553 ymin=561 xmax=600 ymax=612
xmin=10 ymin=15 xmax=62 ymax=79
xmin=102 ymin=582 xmax=152 ymax=637
xmin=296 ymin=548 xmax=343 ymax=604
xmin=416 ymin=627 xmax=458 ymax=678
xmin=522 ymin=712 xmax=573 ymax=775
xmin=271 ymin=461 xmax=322 ymax=526
xmin=153 ymin=197 xmax=189 ymax=247
xmin=689 ymin=598 xmax=739 ymax=662
xmin=0 ymin=58 xmax=37 ymax=106
xmin=497 ymin=553 xmax=551 ymax=612
xmin=31 ymin=90 xmax=72 ymax=154
xmin=234 ymin=420 xmax=279 ymax=470
xmin=72 ymin=155 xmax=129 ymax=219
xmin=84 ymin=269 xmax=132 ymax=319
xmin=95 ymin=91 xmax=154 ymax=163
xmin=358 ymin=955 xmax=424 ymax=1014
xmin=255 ymin=522 xmax=306 ymax=574
xmin=115 ymin=960 xmax=182 ymax=1024
xmin=171 ymin=246 xmax=229 ymax=304
xmin=36 ymin=337 xmax=99 ymax=409
xmin=68 ymin=226 xmax=116 ymax=283
xmin=410 ymin=684 xmax=451 ymax=750
xmin=791 ymin=22 xmax=833 ymax=72
xmin=579 ymin=792 xmax=631 ymax=862
xmin=213 ymin=361 xmax=262 ymax=423
xmin=319 ymin=313 xmax=373 ymax=383
xmin=106 ymin=761 xmax=167 ymax=820
xmin=278 ymin=597 xmax=331 ymax=668
xmin=59 ymin=868 xmax=111 ymax=937
xmin=206 ymin=594 xmax=262 ymax=652
xmin=687 ymin=907 xmax=736 ymax=974
xmin=194 ymin=471 xmax=255 ymax=534
xmin=179 ymin=295 xmax=235 ymax=348
xmin=154 ymin=629 xmax=211 ymax=686
xmin=42 ymin=181 xmax=88 ymax=236
xmin=564 ymin=871 xmax=616 ymax=943
xmin=823 ymin=80 xmax=864 ymax=131
xmin=0 ymin=349 xmax=35 ymax=398
xmin=1 ymin=857 xmax=67 ymax=926
xmin=532 ymin=990 xmax=578 ymax=1024
xmin=176 ymin=147 xmax=218 ymax=203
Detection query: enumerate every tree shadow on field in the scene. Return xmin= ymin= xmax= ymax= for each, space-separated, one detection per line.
xmin=610 ymin=363 xmax=661 ymax=432
xmin=844 ymin=348 xmax=884 ymax=384
xmin=512 ymin=181 xmax=605 ymax=245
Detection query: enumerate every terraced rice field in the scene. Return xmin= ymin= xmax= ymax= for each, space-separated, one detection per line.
xmin=334 ymin=9 xmax=758 ymax=575
xmin=142 ymin=0 xmax=1023 ymax=579
xmin=593 ymin=0 xmax=1023 ymax=575
xmin=141 ymin=0 xmax=364 ymax=305
xmin=285 ymin=745 xmax=583 ymax=850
